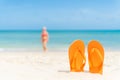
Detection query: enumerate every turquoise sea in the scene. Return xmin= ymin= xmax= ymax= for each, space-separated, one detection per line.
xmin=0 ymin=30 xmax=120 ymax=52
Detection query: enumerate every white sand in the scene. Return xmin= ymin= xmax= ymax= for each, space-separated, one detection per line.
xmin=0 ymin=51 xmax=120 ymax=80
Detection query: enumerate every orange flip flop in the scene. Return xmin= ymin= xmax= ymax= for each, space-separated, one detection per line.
xmin=68 ymin=40 xmax=86 ymax=72
xmin=88 ymin=40 xmax=104 ymax=74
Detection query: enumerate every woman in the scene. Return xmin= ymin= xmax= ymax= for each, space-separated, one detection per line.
xmin=41 ymin=27 xmax=49 ymax=52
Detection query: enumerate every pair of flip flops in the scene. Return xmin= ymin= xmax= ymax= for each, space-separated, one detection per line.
xmin=68 ymin=40 xmax=104 ymax=74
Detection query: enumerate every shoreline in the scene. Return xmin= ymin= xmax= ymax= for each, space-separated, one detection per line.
xmin=0 ymin=47 xmax=120 ymax=53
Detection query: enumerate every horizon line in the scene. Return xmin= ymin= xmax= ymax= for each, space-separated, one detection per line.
xmin=0 ymin=29 xmax=120 ymax=31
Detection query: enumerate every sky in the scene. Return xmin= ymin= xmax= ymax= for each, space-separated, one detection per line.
xmin=0 ymin=0 xmax=120 ymax=30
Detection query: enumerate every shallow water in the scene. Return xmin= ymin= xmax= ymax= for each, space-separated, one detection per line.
xmin=0 ymin=30 xmax=120 ymax=52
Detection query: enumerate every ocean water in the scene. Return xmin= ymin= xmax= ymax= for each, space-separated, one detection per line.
xmin=0 ymin=30 xmax=120 ymax=52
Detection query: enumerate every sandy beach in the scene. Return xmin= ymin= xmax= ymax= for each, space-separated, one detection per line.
xmin=0 ymin=51 xmax=120 ymax=80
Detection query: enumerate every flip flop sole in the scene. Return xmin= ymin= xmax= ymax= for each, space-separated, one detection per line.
xmin=69 ymin=40 xmax=86 ymax=72
xmin=88 ymin=40 xmax=104 ymax=74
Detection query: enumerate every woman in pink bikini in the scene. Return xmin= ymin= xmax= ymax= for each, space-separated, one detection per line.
xmin=41 ymin=27 xmax=49 ymax=52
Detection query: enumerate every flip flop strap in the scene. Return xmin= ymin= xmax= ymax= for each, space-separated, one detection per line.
xmin=71 ymin=47 xmax=86 ymax=70
xmin=89 ymin=48 xmax=103 ymax=68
